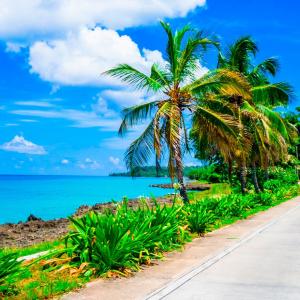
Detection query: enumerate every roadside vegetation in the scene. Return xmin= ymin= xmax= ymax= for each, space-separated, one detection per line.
xmin=1 ymin=168 xmax=299 ymax=299
xmin=0 ymin=21 xmax=299 ymax=299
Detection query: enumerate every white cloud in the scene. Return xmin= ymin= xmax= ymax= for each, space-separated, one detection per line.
xmin=92 ymin=96 xmax=117 ymax=118
xmin=4 ymin=123 xmax=19 ymax=127
xmin=19 ymin=119 xmax=39 ymax=123
xmin=100 ymin=89 xmax=146 ymax=107
xmin=15 ymin=101 xmax=55 ymax=107
xmin=5 ymin=42 xmax=25 ymax=53
xmin=0 ymin=135 xmax=47 ymax=155
xmin=29 ymin=26 xmax=165 ymax=86
xmin=0 ymin=0 xmax=206 ymax=38
xmin=109 ymin=156 xmax=120 ymax=166
xmin=78 ymin=157 xmax=101 ymax=169
xmin=61 ymin=159 xmax=69 ymax=165
xmin=10 ymin=101 xmax=121 ymax=130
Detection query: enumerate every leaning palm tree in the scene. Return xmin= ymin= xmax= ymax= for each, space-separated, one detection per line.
xmin=105 ymin=22 xmax=250 ymax=203
xmin=217 ymin=37 xmax=294 ymax=192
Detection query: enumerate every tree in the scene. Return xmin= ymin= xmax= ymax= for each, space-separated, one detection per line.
xmin=217 ymin=37 xmax=295 ymax=193
xmin=105 ymin=22 xmax=250 ymax=203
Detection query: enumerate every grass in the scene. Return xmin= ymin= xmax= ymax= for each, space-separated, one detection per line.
xmin=0 ymin=240 xmax=63 ymax=258
xmin=188 ymin=182 xmax=232 ymax=202
xmin=1 ymin=182 xmax=299 ymax=300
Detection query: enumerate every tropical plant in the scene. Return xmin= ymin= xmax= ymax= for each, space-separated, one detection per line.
xmin=187 ymin=201 xmax=215 ymax=235
xmin=0 ymin=253 xmax=23 ymax=295
xmin=192 ymin=36 xmax=296 ymax=193
xmin=64 ymin=200 xmax=189 ymax=275
xmin=105 ymin=22 xmax=250 ymax=202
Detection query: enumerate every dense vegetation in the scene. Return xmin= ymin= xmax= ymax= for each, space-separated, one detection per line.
xmin=105 ymin=22 xmax=298 ymax=199
xmin=109 ymin=165 xmax=201 ymax=177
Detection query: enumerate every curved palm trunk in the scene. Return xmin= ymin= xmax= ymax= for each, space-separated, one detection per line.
xmin=238 ymin=161 xmax=247 ymax=194
xmin=228 ymin=159 xmax=233 ymax=184
xmin=175 ymin=147 xmax=189 ymax=204
xmin=251 ymin=161 xmax=261 ymax=193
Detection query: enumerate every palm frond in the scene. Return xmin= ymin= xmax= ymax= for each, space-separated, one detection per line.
xmin=124 ymin=120 xmax=157 ymax=174
xmin=160 ymin=21 xmax=177 ymax=76
xmin=251 ymin=82 xmax=293 ymax=106
xmin=251 ymin=57 xmax=279 ymax=77
xmin=228 ymin=36 xmax=258 ymax=73
xmin=119 ymin=100 xmax=161 ymax=136
xmin=184 ymin=69 xmax=251 ymax=100
xmin=104 ymin=64 xmax=163 ymax=92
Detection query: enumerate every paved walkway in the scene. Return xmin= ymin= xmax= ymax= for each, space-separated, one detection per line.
xmin=148 ymin=198 xmax=300 ymax=300
xmin=63 ymin=196 xmax=300 ymax=300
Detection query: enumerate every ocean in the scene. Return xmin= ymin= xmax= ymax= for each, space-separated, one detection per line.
xmin=0 ymin=175 xmax=174 ymax=224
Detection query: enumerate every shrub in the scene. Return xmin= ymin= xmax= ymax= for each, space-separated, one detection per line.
xmin=263 ymin=179 xmax=281 ymax=191
xmin=187 ymin=165 xmax=222 ymax=183
xmin=64 ymin=201 xmax=190 ymax=275
xmin=187 ymin=202 xmax=216 ymax=235
xmin=256 ymin=193 xmax=274 ymax=206
xmin=0 ymin=253 xmax=23 ymax=296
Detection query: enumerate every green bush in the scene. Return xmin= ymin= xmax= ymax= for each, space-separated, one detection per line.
xmin=214 ymin=194 xmax=249 ymax=218
xmin=0 ymin=253 xmax=23 ymax=296
xmin=187 ymin=165 xmax=223 ymax=183
xmin=64 ymin=200 xmax=190 ymax=275
xmin=263 ymin=179 xmax=281 ymax=190
xmin=268 ymin=167 xmax=298 ymax=185
xmin=187 ymin=202 xmax=216 ymax=235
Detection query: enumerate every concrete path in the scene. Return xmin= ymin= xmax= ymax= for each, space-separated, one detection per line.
xmin=63 ymin=196 xmax=300 ymax=300
xmin=148 ymin=198 xmax=300 ymax=300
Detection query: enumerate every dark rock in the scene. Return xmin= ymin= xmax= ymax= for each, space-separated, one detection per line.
xmin=150 ymin=183 xmax=210 ymax=191
xmin=27 ymin=214 xmax=43 ymax=222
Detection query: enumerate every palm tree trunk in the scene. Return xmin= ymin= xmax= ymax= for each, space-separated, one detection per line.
xmin=175 ymin=147 xmax=189 ymax=204
xmin=155 ymin=155 xmax=160 ymax=177
xmin=238 ymin=162 xmax=247 ymax=194
xmin=251 ymin=162 xmax=261 ymax=193
xmin=228 ymin=159 xmax=233 ymax=184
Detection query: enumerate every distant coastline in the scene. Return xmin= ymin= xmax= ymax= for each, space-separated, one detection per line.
xmin=109 ymin=166 xmax=201 ymax=177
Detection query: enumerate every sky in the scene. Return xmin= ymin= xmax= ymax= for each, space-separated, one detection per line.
xmin=0 ymin=0 xmax=299 ymax=175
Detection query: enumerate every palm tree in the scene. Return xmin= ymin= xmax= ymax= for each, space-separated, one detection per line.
xmin=217 ymin=37 xmax=294 ymax=193
xmin=105 ymin=22 xmax=250 ymax=203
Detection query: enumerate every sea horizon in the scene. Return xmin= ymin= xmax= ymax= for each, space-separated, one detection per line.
xmin=0 ymin=175 xmax=173 ymax=224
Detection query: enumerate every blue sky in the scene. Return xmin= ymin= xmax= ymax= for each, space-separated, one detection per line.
xmin=0 ymin=0 xmax=299 ymax=175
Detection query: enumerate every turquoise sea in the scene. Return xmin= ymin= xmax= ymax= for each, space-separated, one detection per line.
xmin=0 ymin=175 xmax=174 ymax=224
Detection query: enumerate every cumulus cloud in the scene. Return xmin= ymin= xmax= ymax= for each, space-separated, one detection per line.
xmin=29 ymin=26 xmax=165 ymax=86
xmin=61 ymin=159 xmax=69 ymax=165
xmin=78 ymin=157 xmax=101 ymax=170
xmin=0 ymin=135 xmax=47 ymax=155
xmin=109 ymin=156 xmax=120 ymax=166
xmin=0 ymin=0 xmax=206 ymax=38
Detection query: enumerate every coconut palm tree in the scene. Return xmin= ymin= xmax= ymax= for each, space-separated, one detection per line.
xmin=105 ymin=22 xmax=250 ymax=203
xmin=217 ymin=37 xmax=294 ymax=192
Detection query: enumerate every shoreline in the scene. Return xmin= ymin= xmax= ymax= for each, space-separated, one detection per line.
xmin=0 ymin=195 xmax=175 ymax=248
xmin=0 ymin=181 xmax=210 ymax=248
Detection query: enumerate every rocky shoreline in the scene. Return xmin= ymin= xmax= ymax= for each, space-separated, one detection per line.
xmin=150 ymin=182 xmax=210 ymax=191
xmin=0 ymin=196 xmax=175 ymax=248
xmin=0 ymin=182 xmax=210 ymax=248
